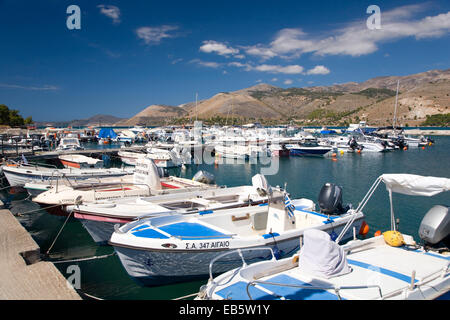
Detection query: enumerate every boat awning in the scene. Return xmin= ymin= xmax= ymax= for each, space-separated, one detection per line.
xmin=380 ymin=174 xmax=450 ymax=197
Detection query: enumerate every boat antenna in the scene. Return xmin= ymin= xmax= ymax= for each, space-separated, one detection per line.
xmin=393 ymin=79 xmax=399 ymax=132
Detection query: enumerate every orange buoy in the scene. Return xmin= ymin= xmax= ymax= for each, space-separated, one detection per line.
xmin=331 ymin=153 xmax=337 ymax=157
xmin=359 ymin=221 xmax=369 ymax=236
xmin=421 ymin=146 xmax=425 ymax=150
xmin=374 ymin=230 xmax=382 ymax=237
xmin=403 ymin=146 xmax=408 ymax=151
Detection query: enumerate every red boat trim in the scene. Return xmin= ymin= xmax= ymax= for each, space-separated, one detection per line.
xmin=60 ymin=160 xmax=81 ymax=169
xmin=161 ymin=182 xmax=180 ymax=189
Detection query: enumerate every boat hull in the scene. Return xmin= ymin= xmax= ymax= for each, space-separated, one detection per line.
xmin=111 ymin=217 xmax=363 ymax=286
xmin=289 ymin=148 xmax=331 ymax=156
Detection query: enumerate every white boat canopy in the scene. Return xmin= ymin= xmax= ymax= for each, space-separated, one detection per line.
xmin=336 ymin=173 xmax=450 ymax=243
xmin=381 ymin=174 xmax=450 ymax=197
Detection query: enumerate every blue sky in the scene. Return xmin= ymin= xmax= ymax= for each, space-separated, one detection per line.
xmin=0 ymin=0 xmax=449 ymax=121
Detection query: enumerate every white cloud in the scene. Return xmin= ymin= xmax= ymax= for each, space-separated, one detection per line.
xmin=243 ymin=45 xmax=277 ymax=60
xmin=284 ymin=79 xmax=293 ymax=85
xmin=0 ymin=83 xmax=59 ymax=91
xmin=228 ymin=62 xmax=304 ymax=74
xmin=253 ymin=64 xmax=304 ymax=74
xmin=97 ymin=5 xmax=121 ymax=24
xmin=200 ymin=41 xmax=240 ymax=57
xmin=234 ymin=5 xmax=450 ymax=59
xmin=171 ymin=58 xmax=183 ymax=64
xmin=306 ymin=65 xmax=330 ymax=75
xmin=271 ymin=78 xmax=278 ymax=82
xmin=190 ymin=59 xmax=222 ymax=68
xmin=136 ymin=25 xmax=179 ymax=45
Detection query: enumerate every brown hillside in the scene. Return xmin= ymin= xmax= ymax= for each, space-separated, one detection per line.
xmin=116 ymin=105 xmax=187 ymax=126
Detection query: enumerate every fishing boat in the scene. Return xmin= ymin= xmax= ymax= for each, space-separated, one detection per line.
xmin=58 ymin=154 xmax=104 ymax=169
xmin=69 ymin=174 xmax=271 ymax=245
xmin=108 ymin=181 xmax=365 ymax=286
xmin=1 ymin=161 xmax=134 ymax=187
xmin=30 ymin=158 xmax=212 ymax=216
xmin=97 ymin=128 xmax=118 ymax=145
xmin=196 ymin=173 xmax=450 ymax=300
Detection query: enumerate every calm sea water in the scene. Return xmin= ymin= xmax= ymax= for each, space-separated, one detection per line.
xmin=2 ymin=136 xmax=450 ymax=300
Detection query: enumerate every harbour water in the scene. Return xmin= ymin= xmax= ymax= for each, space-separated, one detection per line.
xmin=2 ymin=136 xmax=449 ymax=300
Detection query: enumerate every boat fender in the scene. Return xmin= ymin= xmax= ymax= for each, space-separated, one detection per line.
xmin=383 ymin=230 xmax=405 ymax=247
xmin=359 ymin=221 xmax=369 ymax=236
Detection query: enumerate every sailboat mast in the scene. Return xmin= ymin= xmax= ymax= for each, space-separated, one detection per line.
xmin=393 ymin=80 xmax=399 ymax=131
xmin=195 ymin=92 xmax=198 ymax=122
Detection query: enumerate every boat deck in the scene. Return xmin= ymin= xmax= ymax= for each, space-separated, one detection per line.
xmin=212 ymin=238 xmax=450 ymax=300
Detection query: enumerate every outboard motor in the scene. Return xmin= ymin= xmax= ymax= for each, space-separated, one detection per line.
xmin=318 ymin=183 xmax=350 ymax=215
xmin=418 ymin=205 xmax=450 ymax=251
xmin=192 ymin=170 xmax=215 ymax=185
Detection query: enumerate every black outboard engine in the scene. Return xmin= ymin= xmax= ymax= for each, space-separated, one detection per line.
xmin=418 ymin=205 xmax=450 ymax=251
xmin=318 ymin=183 xmax=350 ymax=215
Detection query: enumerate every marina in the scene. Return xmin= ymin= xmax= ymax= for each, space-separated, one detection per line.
xmin=0 ymin=124 xmax=448 ymax=300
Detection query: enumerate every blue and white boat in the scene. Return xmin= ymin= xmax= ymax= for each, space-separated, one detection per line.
xmin=109 ymin=184 xmax=365 ymax=286
xmin=286 ymin=137 xmax=332 ymax=157
xmin=196 ymin=174 xmax=450 ymax=300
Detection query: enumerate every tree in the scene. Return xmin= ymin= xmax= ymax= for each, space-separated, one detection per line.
xmin=0 ymin=104 xmax=31 ymax=126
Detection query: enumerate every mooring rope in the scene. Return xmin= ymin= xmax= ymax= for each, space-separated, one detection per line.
xmin=48 ymin=252 xmax=116 ymax=264
xmin=172 ymin=292 xmax=201 ymax=300
xmin=46 ymin=210 xmax=73 ymax=255
xmin=13 ymin=202 xmax=61 ymax=217
xmin=79 ymin=292 xmax=104 ymax=300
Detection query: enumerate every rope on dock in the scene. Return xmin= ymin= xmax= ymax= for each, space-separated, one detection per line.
xmin=47 ymin=252 xmax=116 ymax=264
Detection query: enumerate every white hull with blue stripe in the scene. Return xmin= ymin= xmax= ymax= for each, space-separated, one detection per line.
xmin=109 ymin=190 xmax=365 ymax=286
xmin=197 ymin=233 xmax=450 ymax=300
xmin=197 ymin=173 xmax=450 ymax=300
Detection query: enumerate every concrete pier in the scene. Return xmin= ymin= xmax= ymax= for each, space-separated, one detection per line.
xmin=0 ymin=209 xmax=81 ymax=300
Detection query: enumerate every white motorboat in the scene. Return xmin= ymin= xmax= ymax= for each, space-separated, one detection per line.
xmin=68 ymin=174 xmax=272 ymax=245
xmin=109 ymin=182 xmax=365 ymax=286
xmin=117 ymin=150 xmax=147 ymax=166
xmin=146 ymin=147 xmax=182 ymax=168
xmin=56 ymin=136 xmax=84 ymax=151
xmin=117 ymin=129 xmax=137 ymax=143
xmin=1 ymin=161 xmax=134 ymax=187
xmin=30 ymin=158 xmax=212 ymax=216
xmin=197 ymin=174 xmax=450 ymax=300
xmin=58 ymin=154 xmax=104 ymax=169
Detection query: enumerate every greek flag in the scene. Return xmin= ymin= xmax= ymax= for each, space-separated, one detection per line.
xmin=284 ymin=193 xmax=295 ymax=219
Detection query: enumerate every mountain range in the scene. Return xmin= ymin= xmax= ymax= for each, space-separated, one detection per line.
xmin=42 ymin=68 xmax=450 ymax=127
